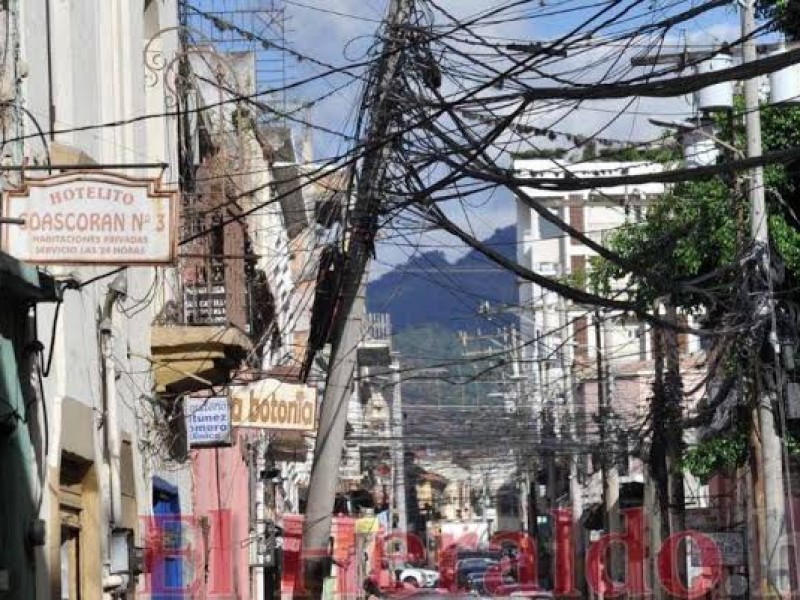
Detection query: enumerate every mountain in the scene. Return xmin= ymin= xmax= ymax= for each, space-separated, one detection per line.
xmin=367 ymin=225 xmax=518 ymax=332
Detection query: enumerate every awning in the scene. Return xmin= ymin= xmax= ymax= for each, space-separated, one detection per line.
xmin=151 ymin=325 xmax=252 ymax=394
xmin=50 ymin=142 xmax=98 ymax=166
xmin=267 ymin=430 xmax=311 ymax=462
xmin=0 ymin=252 xmax=59 ymax=302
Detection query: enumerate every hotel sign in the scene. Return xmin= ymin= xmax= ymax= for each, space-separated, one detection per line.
xmin=1 ymin=172 xmax=178 ymax=265
xmin=231 ymin=379 xmax=317 ymax=431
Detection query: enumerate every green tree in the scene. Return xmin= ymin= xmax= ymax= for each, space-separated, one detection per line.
xmin=758 ymin=0 xmax=800 ymax=39
xmin=591 ymin=100 xmax=800 ymax=482
xmin=591 ymin=101 xmax=800 ymax=310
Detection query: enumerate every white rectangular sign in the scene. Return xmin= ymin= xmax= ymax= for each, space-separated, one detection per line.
xmin=185 ymin=396 xmax=232 ymax=448
xmin=1 ymin=172 xmax=178 ymax=265
xmin=230 ymin=379 xmax=317 ymax=431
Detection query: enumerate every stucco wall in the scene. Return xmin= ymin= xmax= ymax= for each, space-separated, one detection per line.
xmin=15 ymin=1 xmax=185 ymax=598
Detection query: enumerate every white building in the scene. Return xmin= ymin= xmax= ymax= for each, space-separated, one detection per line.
xmin=514 ymin=158 xmax=709 ymax=520
xmin=4 ymin=1 xmax=186 ymax=599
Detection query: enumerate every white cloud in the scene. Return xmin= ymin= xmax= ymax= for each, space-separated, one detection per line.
xmin=285 ymin=2 xmax=740 ymax=277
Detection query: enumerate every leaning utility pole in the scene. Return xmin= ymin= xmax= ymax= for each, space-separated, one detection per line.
xmin=742 ymin=0 xmax=789 ymax=594
xmin=300 ymin=1 xmax=412 ymax=598
xmin=390 ymin=358 xmax=408 ymax=535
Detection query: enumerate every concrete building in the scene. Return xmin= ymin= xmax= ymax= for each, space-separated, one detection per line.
xmin=0 ymin=255 xmax=60 ymax=599
xmin=0 ymin=1 xmax=187 ymax=599
xmin=11 ymin=1 xmax=187 ymax=598
xmin=512 ymin=158 xmax=707 ymax=534
xmin=338 ymin=313 xmax=408 ymax=535
xmin=167 ymin=46 xmax=329 ymax=600
xmin=0 ymin=2 xmax=327 ymax=598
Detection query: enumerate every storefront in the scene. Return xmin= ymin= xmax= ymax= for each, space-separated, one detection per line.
xmin=0 ymin=252 xmax=59 ymax=599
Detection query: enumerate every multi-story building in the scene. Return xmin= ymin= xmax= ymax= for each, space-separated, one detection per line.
xmin=0 ymin=3 xmax=329 ymax=599
xmin=513 ymin=158 xmax=708 ymax=533
xmin=339 ymin=313 xmax=408 ymax=534
xmin=0 ymin=2 xmax=186 ymax=599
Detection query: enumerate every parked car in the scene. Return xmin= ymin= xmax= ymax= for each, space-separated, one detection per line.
xmin=440 ymin=547 xmax=503 ymax=589
xmin=398 ymin=564 xmax=439 ymax=588
xmin=465 ymin=570 xmax=516 ymax=594
xmin=456 ymin=557 xmax=499 ymax=588
xmin=510 ymin=591 xmax=554 ymax=600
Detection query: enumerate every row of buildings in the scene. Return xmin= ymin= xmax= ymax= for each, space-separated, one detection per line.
xmin=509 ymin=155 xmax=798 ymax=594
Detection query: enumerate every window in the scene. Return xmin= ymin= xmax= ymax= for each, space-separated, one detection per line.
xmin=574 ymin=316 xmax=588 ymax=357
xmin=538 ymin=213 xmax=561 ymax=239
xmin=569 ymin=199 xmax=585 ymax=245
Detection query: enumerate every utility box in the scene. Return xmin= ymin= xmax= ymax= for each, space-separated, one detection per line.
xmin=695 ymin=53 xmax=734 ymax=111
xmin=785 ymin=382 xmax=800 ymax=420
xmin=770 ymin=45 xmax=800 ymax=105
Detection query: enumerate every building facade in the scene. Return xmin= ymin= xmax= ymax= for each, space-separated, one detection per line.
xmin=513 ymin=158 xmax=710 ymax=589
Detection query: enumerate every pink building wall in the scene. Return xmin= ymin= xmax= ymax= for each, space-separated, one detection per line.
xmin=192 ymin=431 xmax=253 ymax=599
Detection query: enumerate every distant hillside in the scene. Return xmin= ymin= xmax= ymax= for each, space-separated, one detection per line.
xmin=367 ymin=225 xmax=518 ymax=332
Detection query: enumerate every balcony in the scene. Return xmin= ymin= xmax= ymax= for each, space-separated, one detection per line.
xmin=363 ymin=313 xmax=391 ymax=342
xmin=357 ymin=313 xmax=392 ymax=367
xmin=150 ymin=325 xmax=252 ymax=394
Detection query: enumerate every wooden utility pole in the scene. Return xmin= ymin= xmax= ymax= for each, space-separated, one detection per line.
xmin=742 ymin=0 xmax=789 ymax=594
xmin=299 ymin=1 xmax=412 ymax=597
xmin=664 ymin=303 xmax=686 ymax=592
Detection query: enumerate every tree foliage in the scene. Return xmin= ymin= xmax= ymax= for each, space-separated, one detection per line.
xmin=591 ymin=101 xmax=800 ymax=312
xmin=680 ymin=431 xmax=748 ymax=483
xmin=591 ymin=100 xmax=800 ymax=481
xmin=758 ymin=0 xmax=800 ymax=40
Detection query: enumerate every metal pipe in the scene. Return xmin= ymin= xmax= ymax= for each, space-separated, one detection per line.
xmin=2 ymin=162 xmax=169 ymax=171
xmin=101 ymin=290 xmax=122 ymax=529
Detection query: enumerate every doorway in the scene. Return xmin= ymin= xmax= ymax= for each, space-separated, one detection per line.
xmin=152 ymin=478 xmax=183 ymax=599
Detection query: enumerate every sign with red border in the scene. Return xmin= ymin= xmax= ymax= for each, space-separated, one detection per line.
xmin=1 ymin=172 xmax=178 ymax=265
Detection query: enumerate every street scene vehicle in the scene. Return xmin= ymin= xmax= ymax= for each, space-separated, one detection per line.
xmin=399 ymin=565 xmax=441 ymax=588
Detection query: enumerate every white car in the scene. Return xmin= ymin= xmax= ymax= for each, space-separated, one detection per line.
xmin=399 ymin=565 xmax=440 ymax=588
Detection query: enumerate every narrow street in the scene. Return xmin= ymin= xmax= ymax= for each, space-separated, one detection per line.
xmin=0 ymin=1 xmax=798 ymax=599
